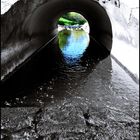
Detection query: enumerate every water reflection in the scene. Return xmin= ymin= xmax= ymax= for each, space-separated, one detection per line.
xmin=58 ymin=29 xmax=90 ymax=63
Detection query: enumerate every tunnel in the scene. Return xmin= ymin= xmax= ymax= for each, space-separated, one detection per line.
xmin=23 ymin=0 xmax=112 ymax=51
xmin=1 ymin=0 xmax=113 ymax=94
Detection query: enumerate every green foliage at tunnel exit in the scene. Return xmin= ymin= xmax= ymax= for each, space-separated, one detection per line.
xmin=58 ymin=12 xmax=87 ymax=25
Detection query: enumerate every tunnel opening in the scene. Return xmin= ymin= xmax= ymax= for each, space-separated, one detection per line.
xmin=57 ymin=12 xmax=90 ymax=65
xmin=1 ymin=0 xmax=113 ymax=97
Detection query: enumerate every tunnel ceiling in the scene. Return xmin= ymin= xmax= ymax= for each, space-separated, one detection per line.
xmin=22 ymin=0 xmax=113 ymax=52
xmin=2 ymin=0 xmax=113 ymax=51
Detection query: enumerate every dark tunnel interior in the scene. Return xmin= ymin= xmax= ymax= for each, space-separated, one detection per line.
xmin=1 ymin=0 xmax=113 ymax=97
xmin=22 ymin=0 xmax=112 ymax=51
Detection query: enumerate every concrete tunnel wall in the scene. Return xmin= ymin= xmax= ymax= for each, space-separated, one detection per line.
xmin=23 ymin=0 xmax=113 ymax=51
xmin=1 ymin=0 xmax=113 ymax=92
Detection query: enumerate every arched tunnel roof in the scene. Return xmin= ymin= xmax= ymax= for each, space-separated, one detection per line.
xmin=23 ymin=0 xmax=113 ymax=51
xmin=1 ymin=0 xmax=113 ymax=83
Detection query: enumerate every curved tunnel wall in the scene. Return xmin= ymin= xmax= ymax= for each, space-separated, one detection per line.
xmin=1 ymin=0 xmax=113 ymax=92
xmin=23 ymin=0 xmax=113 ymax=52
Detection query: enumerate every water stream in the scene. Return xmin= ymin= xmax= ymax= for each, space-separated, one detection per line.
xmin=1 ymin=29 xmax=139 ymax=139
xmin=58 ymin=29 xmax=90 ymax=64
xmin=1 ymin=29 xmax=138 ymax=108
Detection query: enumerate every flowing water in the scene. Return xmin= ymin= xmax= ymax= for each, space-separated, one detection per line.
xmin=1 ymin=29 xmax=92 ymax=106
xmin=1 ymin=29 xmax=139 ymax=139
xmin=58 ymin=29 xmax=90 ymax=64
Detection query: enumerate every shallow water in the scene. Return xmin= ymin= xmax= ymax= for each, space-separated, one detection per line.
xmin=1 ymin=29 xmax=138 ymax=108
xmin=1 ymin=29 xmax=139 ymax=139
xmin=58 ymin=29 xmax=90 ymax=64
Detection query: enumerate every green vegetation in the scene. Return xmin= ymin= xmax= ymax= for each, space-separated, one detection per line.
xmin=58 ymin=17 xmax=78 ymax=25
xmin=58 ymin=12 xmax=87 ymax=26
xmin=58 ymin=29 xmax=71 ymax=49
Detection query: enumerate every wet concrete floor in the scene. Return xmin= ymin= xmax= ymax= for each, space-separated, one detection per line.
xmin=1 ymin=55 xmax=139 ymax=140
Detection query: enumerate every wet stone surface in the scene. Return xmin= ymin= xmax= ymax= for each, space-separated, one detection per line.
xmin=1 ymin=56 xmax=139 ymax=140
xmin=1 ymin=100 xmax=139 ymax=139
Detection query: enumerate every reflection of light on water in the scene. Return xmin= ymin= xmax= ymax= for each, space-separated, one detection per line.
xmin=58 ymin=29 xmax=90 ymax=63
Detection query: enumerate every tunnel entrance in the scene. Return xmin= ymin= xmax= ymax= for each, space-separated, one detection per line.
xmin=1 ymin=0 xmax=113 ymax=95
xmin=20 ymin=0 xmax=113 ymax=70
xmin=23 ymin=0 xmax=113 ymax=52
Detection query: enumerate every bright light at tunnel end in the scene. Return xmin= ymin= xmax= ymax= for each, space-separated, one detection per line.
xmin=57 ymin=12 xmax=90 ymax=33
